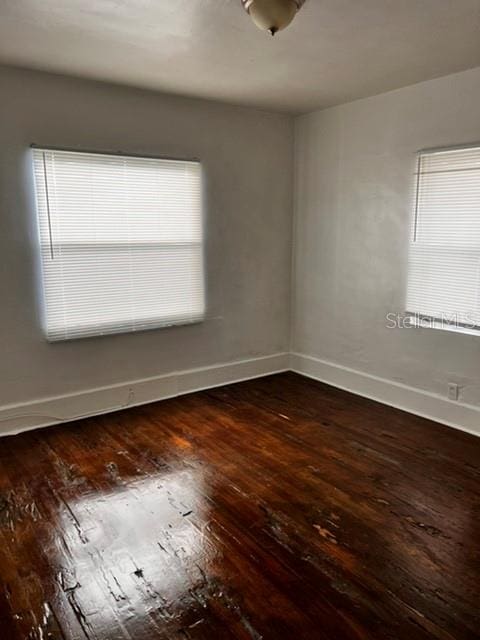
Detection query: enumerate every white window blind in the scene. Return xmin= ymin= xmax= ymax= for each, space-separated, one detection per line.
xmin=406 ymin=145 xmax=480 ymax=331
xmin=32 ymin=148 xmax=205 ymax=341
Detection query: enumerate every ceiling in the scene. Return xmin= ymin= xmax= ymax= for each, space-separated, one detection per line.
xmin=1 ymin=0 xmax=480 ymax=113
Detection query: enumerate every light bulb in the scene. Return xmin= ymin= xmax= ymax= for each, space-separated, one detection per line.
xmin=242 ymin=0 xmax=305 ymax=36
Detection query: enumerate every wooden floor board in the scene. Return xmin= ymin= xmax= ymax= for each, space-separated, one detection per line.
xmin=0 ymin=372 xmax=478 ymax=639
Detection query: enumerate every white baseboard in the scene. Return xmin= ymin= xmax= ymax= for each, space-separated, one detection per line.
xmin=0 ymin=353 xmax=289 ymax=437
xmin=2 ymin=351 xmax=478 ymax=439
xmin=290 ymin=352 xmax=480 ymax=438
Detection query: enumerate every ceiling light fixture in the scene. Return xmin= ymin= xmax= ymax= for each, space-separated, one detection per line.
xmin=242 ymin=0 xmax=306 ymax=36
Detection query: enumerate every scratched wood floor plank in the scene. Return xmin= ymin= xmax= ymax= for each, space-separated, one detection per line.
xmin=0 ymin=372 xmax=478 ymax=639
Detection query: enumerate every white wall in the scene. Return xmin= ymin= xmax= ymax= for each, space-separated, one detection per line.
xmin=293 ymin=66 xmax=480 ymax=413
xmin=3 ymin=62 xmax=480 ymax=436
xmin=0 ymin=66 xmax=293 ymax=415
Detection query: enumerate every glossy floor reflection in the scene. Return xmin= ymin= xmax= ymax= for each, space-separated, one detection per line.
xmin=56 ymin=470 xmax=212 ymax=637
xmin=0 ymin=372 xmax=479 ymax=639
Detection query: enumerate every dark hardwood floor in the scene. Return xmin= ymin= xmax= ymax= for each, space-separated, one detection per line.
xmin=0 ymin=372 xmax=478 ymax=640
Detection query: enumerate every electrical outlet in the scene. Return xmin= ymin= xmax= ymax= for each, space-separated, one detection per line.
xmin=447 ymin=383 xmax=459 ymax=402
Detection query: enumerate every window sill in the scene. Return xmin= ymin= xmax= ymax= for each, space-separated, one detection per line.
xmin=405 ymin=316 xmax=480 ymax=337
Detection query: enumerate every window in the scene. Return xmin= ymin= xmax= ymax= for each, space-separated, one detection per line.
xmin=32 ymin=148 xmax=205 ymax=341
xmin=406 ymin=145 xmax=480 ymax=332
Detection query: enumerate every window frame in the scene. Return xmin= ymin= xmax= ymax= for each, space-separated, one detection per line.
xmin=405 ymin=142 xmax=480 ymax=336
xmin=31 ymin=145 xmax=206 ymax=342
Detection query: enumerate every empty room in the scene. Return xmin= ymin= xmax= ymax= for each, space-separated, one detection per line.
xmin=0 ymin=1 xmax=479 ymax=638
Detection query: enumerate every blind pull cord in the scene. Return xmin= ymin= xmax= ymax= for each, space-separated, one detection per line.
xmin=42 ymin=151 xmax=55 ymax=260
